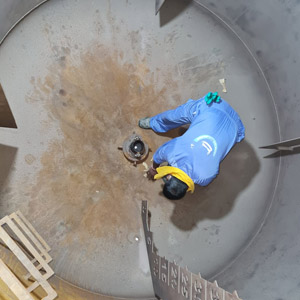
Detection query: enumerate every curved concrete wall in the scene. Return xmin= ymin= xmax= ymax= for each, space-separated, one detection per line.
xmin=0 ymin=0 xmax=47 ymax=43
xmin=0 ymin=1 xmax=299 ymax=299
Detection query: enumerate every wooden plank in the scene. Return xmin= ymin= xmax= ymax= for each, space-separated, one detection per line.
xmin=0 ymin=259 xmax=34 ymax=300
xmin=16 ymin=211 xmax=51 ymax=252
xmin=0 ymin=226 xmax=57 ymax=299
xmin=1 ymin=216 xmax=54 ymax=280
xmin=10 ymin=212 xmax=52 ymax=263
xmin=0 ymin=211 xmax=52 ymax=280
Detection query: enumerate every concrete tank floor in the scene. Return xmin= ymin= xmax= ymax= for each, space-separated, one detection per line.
xmin=0 ymin=0 xmax=280 ymax=298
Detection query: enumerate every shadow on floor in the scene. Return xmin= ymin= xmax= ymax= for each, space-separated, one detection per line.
xmin=0 ymin=144 xmax=18 ymax=193
xmin=159 ymin=0 xmax=193 ymax=27
xmin=156 ymin=125 xmax=189 ymax=139
xmin=158 ymin=139 xmax=260 ymax=231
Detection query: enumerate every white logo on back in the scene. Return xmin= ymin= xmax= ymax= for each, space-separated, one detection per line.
xmin=194 ymin=135 xmax=217 ymax=157
xmin=202 ymin=141 xmax=212 ymax=155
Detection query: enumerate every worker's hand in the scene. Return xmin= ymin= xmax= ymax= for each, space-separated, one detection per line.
xmin=147 ymin=166 xmax=157 ymax=180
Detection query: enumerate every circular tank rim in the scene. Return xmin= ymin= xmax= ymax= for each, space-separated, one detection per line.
xmin=193 ymin=0 xmax=282 ymax=281
xmin=0 ymin=0 xmax=283 ymax=298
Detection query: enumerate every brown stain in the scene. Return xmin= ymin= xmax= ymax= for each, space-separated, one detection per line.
xmin=28 ymin=44 xmax=180 ymax=246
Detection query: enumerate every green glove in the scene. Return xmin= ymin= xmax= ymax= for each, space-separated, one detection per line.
xmin=205 ymin=92 xmax=220 ymax=105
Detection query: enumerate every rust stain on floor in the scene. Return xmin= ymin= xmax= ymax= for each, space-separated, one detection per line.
xmin=27 ymin=44 xmax=181 ymax=247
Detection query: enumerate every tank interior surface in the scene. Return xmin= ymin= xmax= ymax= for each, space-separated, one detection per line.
xmin=0 ymin=0 xmax=299 ymax=299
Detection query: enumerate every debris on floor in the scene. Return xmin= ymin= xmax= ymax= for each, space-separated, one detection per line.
xmin=143 ymin=162 xmax=149 ymax=177
xmin=219 ymin=78 xmax=227 ymax=93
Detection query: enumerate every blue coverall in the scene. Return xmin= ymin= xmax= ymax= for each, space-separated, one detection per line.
xmin=150 ymin=96 xmax=245 ymax=186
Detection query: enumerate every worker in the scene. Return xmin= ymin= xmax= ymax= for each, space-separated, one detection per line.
xmin=138 ymin=92 xmax=245 ymax=200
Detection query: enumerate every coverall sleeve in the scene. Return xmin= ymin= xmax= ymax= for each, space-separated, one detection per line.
xmin=153 ymin=142 xmax=169 ymax=165
xmin=150 ymin=99 xmax=200 ymax=133
xmin=195 ymin=174 xmax=217 ymax=187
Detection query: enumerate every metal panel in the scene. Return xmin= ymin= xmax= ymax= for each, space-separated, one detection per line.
xmin=142 ymin=201 xmax=241 ymax=300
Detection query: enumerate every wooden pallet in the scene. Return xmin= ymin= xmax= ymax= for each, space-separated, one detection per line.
xmin=0 ymin=211 xmax=57 ymax=300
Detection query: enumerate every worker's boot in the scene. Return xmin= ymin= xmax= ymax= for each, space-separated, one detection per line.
xmin=138 ymin=117 xmax=151 ymax=129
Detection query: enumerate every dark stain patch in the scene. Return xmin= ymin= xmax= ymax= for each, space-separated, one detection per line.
xmin=256 ymin=50 xmax=262 ymax=57
xmin=128 ymin=30 xmax=141 ymax=50
xmin=203 ymin=224 xmax=220 ymax=236
xmin=164 ymin=31 xmax=179 ymax=44
xmin=246 ymin=262 xmax=259 ymax=279
xmin=59 ymin=89 xmax=67 ymax=96
xmin=235 ymin=12 xmax=256 ymax=38
xmin=62 ymin=47 xmax=71 ymax=55
xmin=268 ymin=244 xmax=277 ymax=255
xmin=58 ymin=56 xmax=66 ymax=67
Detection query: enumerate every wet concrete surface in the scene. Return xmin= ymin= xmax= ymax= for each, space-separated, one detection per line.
xmin=0 ymin=0 xmax=280 ymax=298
